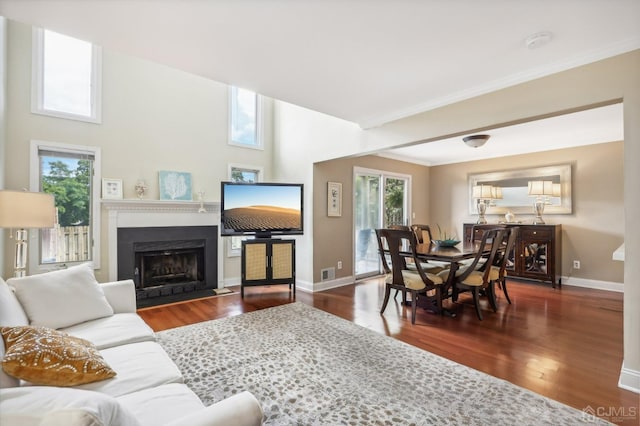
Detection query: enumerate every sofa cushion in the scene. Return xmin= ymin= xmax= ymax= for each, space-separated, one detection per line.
xmin=0 ymin=338 xmax=19 ymax=389
xmin=0 ymin=278 xmax=29 ymax=327
xmin=0 ymin=277 xmax=27 ymax=389
xmin=0 ymin=386 xmax=141 ymax=426
xmin=1 ymin=326 xmax=116 ymax=387
xmin=117 ymin=383 xmax=205 ymax=425
xmin=8 ymin=264 xmax=114 ymax=330
xmin=61 ymin=313 xmax=156 ymax=350
xmin=73 ymin=341 xmax=183 ymax=398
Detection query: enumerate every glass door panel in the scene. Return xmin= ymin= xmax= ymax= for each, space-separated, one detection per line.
xmin=384 ymin=177 xmax=406 ymax=227
xmin=354 ymin=170 xmax=410 ymax=279
xmin=355 ymin=174 xmax=381 ymax=277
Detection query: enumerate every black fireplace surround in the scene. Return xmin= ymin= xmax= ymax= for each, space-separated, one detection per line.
xmin=117 ymin=226 xmax=218 ymax=308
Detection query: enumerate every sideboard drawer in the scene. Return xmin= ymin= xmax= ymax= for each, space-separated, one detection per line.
xmin=521 ymin=227 xmax=553 ymax=240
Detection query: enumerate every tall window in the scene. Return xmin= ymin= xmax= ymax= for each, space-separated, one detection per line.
xmin=227 ymin=164 xmax=263 ymax=256
xmin=32 ymin=28 xmax=102 ymax=123
xmin=30 ymin=141 xmax=101 ymax=271
xmin=229 ymin=87 xmax=262 ymax=149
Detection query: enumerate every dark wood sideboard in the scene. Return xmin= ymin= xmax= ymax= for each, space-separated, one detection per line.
xmin=463 ymin=223 xmax=562 ymax=287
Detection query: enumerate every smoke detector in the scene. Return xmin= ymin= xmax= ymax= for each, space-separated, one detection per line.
xmin=525 ymin=31 xmax=553 ymax=49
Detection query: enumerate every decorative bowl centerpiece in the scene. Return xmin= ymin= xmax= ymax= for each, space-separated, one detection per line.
xmin=432 ymin=239 xmax=461 ymax=247
xmin=433 ymin=225 xmax=460 ymax=247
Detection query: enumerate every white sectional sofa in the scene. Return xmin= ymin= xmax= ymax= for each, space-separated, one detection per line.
xmin=0 ymin=264 xmax=263 ymax=426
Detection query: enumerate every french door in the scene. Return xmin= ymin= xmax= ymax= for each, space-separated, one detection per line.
xmin=354 ymin=168 xmax=411 ymax=278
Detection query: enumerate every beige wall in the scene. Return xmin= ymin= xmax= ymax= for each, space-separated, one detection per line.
xmin=3 ymin=20 xmax=274 ymax=282
xmin=313 ymin=155 xmax=430 ymax=282
xmin=0 ymin=17 xmax=6 ymax=274
xmin=429 ymin=141 xmax=624 ymax=283
xmin=301 ymin=50 xmax=639 ymax=382
xmin=312 ymin=142 xmax=624 ymax=284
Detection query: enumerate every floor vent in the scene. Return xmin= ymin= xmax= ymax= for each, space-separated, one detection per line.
xmin=321 ymin=267 xmax=335 ymax=281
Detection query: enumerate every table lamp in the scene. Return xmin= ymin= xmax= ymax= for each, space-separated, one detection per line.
xmin=472 ymin=184 xmax=494 ymax=224
xmin=0 ymin=190 xmax=56 ymax=277
xmin=527 ymin=180 xmax=553 ymax=224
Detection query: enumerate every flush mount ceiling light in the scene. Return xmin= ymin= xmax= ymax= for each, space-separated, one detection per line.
xmin=463 ymin=134 xmax=490 ymax=148
xmin=525 ymin=31 xmax=553 ymax=49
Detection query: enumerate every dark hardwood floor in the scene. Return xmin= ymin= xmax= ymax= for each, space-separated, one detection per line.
xmin=138 ymin=278 xmax=639 ymax=425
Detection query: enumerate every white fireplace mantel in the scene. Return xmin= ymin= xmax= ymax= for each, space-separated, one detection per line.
xmin=104 ymin=199 xmax=223 ymax=284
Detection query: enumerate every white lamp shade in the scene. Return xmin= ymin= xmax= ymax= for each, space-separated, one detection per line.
xmin=473 ymin=184 xmax=494 ymax=199
xmin=0 ymin=190 xmax=56 ymax=228
xmin=492 ymin=186 xmax=503 ymax=199
xmin=552 ymin=183 xmax=561 ymax=197
xmin=528 ymin=180 xmax=554 ymax=196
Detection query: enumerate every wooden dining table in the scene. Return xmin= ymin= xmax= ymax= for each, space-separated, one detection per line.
xmin=411 ymin=240 xmax=489 ymax=316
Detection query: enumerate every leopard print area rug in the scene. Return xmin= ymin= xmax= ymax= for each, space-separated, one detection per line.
xmin=156 ymin=302 xmax=608 ymax=425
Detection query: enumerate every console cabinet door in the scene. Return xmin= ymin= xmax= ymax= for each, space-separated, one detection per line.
xmin=241 ymin=239 xmax=296 ymax=296
xmin=463 ymin=224 xmax=561 ymax=287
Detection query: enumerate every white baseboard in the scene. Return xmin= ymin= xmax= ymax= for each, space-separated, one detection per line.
xmin=561 ymin=276 xmax=623 ymax=293
xmin=222 ymin=277 xmax=241 ymax=287
xmin=312 ymin=276 xmax=355 ymax=292
xmin=293 ymin=279 xmax=314 ymax=293
xmin=619 ymin=362 xmax=640 ymax=393
xmin=223 ymin=277 xmax=315 ymax=293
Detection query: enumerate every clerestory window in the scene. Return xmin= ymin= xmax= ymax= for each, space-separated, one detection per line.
xmin=31 ymin=27 xmax=102 ymax=123
xmin=229 ymin=86 xmax=262 ymax=149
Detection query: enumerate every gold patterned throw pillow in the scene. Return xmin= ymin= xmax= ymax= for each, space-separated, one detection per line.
xmin=0 ymin=326 xmax=116 ymax=386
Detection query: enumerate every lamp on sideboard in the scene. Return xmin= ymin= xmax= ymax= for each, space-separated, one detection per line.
xmin=472 ymin=184 xmax=494 ymax=224
xmin=527 ymin=180 xmax=553 ymax=225
xmin=0 ymin=190 xmax=56 ymax=277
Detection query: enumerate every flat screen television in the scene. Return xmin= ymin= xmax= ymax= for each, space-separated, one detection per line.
xmin=220 ymin=181 xmax=304 ymax=238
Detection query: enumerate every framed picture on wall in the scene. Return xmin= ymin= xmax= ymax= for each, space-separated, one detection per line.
xmin=327 ymin=181 xmax=342 ymax=217
xmin=159 ymin=171 xmax=192 ymax=200
xmin=102 ymin=178 xmax=123 ymax=199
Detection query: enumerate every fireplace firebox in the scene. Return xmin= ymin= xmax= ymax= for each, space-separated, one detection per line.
xmin=117 ymin=226 xmax=217 ymax=308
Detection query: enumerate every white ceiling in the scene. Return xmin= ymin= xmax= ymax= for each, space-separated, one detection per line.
xmin=377 ymin=103 xmax=624 ymax=166
xmin=0 ymin=0 xmax=637 ymax=163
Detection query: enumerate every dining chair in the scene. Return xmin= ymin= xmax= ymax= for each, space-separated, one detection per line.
xmin=375 ymin=228 xmax=444 ymax=324
xmin=460 ymin=224 xmax=507 ymax=271
xmin=469 ymin=223 xmax=506 ymax=243
xmin=491 ymin=227 xmax=519 ymax=304
xmin=410 ymin=224 xmax=450 ymax=273
xmin=449 ymin=228 xmax=506 ymax=320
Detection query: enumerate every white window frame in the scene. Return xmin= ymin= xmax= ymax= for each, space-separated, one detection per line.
xmin=226 ymin=164 xmax=264 ymax=257
xmin=228 ymin=86 xmax=263 ymax=150
xmin=29 ymin=140 xmax=102 ymax=272
xmin=31 ymin=27 xmax=102 ymax=124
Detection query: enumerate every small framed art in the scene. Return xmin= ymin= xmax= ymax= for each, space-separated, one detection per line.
xmin=102 ymin=178 xmax=123 ymax=199
xmin=327 ymin=181 xmax=342 ymax=217
xmin=159 ymin=171 xmax=192 ymax=201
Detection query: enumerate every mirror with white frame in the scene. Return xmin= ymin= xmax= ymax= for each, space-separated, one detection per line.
xmin=468 ymin=164 xmax=572 ymax=216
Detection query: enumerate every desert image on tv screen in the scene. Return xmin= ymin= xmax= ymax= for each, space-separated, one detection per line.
xmin=223 ymin=185 xmax=301 ymax=231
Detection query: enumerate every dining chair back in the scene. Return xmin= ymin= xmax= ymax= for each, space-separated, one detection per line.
xmin=410 ymin=224 xmax=433 ymax=244
xmin=451 ymin=228 xmax=506 ymax=320
xmin=375 ymin=228 xmax=444 ymax=324
xmin=469 ymin=224 xmax=506 ymax=243
xmin=409 ymin=224 xmax=449 ymax=273
xmin=492 ymin=226 xmax=519 ymax=304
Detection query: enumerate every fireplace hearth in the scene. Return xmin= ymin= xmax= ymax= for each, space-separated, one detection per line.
xmin=117 ymin=226 xmax=218 ymax=308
